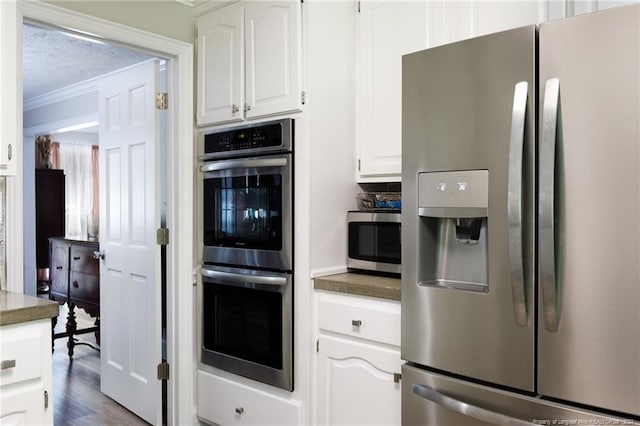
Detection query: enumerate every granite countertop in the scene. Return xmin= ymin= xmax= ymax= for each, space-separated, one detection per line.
xmin=314 ymin=272 xmax=401 ymax=301
xmin=0 ymin=290 xmax=59 ymax=327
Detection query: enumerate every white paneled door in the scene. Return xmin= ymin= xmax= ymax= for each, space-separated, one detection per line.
xmin=98 ymin=60 xmax=161 ymax=425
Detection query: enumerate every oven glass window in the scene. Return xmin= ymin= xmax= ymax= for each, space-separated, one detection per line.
xmin=204 ymin=174 xmax=282 ymax=250
xmin=203 ymin=283 xmax=283 ymax=369
xmin=348 ymin=222 xmax=401 ymax=264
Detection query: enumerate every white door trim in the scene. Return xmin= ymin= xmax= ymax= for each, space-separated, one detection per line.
xmin=16 ymin=2 xmax=195 ymax=424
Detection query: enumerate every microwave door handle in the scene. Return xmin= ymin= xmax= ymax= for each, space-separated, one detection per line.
xmin=539 ymin=78 xmax=560 ymax=333
xmin=200 ymin=268 xmax=287 ymax=286
xmin=412 ymin=384 xmax=533 ymax=426
xmin=507 ymin=81 xmax=528 ymax=327
xmin=200 ymin=158 xmax=288 ymax=173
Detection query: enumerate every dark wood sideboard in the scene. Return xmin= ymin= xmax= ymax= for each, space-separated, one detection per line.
xmin=49 ymin=237 xmax=100 ymax=359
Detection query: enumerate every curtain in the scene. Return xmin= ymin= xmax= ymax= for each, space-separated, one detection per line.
xmin=58 ymin=144 xmax=94 ymax=239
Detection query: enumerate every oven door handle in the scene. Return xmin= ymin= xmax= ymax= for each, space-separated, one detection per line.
xmin=200 ymin=158 xmax=288 ymax=173
xmin=200 ymin=268 xmax=287 ymax=286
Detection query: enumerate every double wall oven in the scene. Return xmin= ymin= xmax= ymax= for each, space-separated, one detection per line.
xmin=199 ymin=119 xmax=294 ymax=391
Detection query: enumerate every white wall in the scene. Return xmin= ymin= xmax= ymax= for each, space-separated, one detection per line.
xmin=306 ymin=0 xmax=358 ymax=276
xmin=44 ymin=0 xmax=195 ymax=44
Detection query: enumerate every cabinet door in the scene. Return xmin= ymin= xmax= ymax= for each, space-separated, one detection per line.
xmin=356 ymin=1 xmax=427 ymax=182
xmin=0 ymin=383 xmax=45 ymax=425
xmin=196 ymin=2 xmax=245 ymax=126
xmin=245 ymin=1 xmax=302 ymax=120
xmin=317 ymin=335 xmax=402 ymax=426
xmin=0 ymin=0 xmax=18 ymax=175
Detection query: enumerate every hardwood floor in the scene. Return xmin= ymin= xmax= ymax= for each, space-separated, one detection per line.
xmin=51 ymin=304 xmax=149 ymax=425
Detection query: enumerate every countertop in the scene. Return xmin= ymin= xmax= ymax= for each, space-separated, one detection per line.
xmin=0 ymin=290 xmax=59 ymax=327
xmin=313 ymin=272 xmax=401 ymax=301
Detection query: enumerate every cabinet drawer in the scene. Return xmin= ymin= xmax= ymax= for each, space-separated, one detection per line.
xmin=0 ymin=325 xmax=44 ymax=387
xmin=318 ymin=293 xmax=400 ymax=347
xmin=197 ymin=370 xmax=301 ymax=426
xmin=70 ymin=246 xmax=99 ymax=274
xmin=69 ymin=272 xmax=100 ymax=306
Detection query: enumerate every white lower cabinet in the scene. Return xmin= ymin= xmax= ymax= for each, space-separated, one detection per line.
xmin=197 ymin=370 xmax=302 ymax=426
xmin=316 ymin=291 xmax=402 ymax=426
xmin=0 ymin=319 xmax=53 ymax=424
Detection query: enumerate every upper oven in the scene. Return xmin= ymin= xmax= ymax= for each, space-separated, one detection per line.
xmin=199 ymin=119 xmax=293 ymax=271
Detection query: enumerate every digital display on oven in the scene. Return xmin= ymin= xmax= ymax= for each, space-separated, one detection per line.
xmin=204 ymin=122 xmax=285 ymax=154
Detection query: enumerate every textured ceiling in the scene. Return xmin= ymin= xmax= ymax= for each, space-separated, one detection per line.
xmin=23 ymin=23 xmax=153 ymax=100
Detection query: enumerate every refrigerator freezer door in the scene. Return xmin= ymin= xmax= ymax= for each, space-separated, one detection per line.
xmin=402 ymin=26 xmax=536 ymax=391
xmin=402 ymin=364 xmax=634 ymax=426
xmin=538 ymin=4 xmax=640 ymax=417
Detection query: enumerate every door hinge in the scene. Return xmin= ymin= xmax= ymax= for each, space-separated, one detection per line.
xmin=156 ymin=92 xmax=169 ymax=110
xmin=157 ymin=361 xmax=170 ymax=381
xmin=393 ymin=372 xmax=402 ymax=383
xmin=316 ymin=339 xmax=319 ymax=353
xmin=156 ymin=228 xmax=169 ymax=246
xmin=358 ymin=159 xmax=361 ymax=171
xmin=301 ymin=91 xmax=306 ymax=105
xmin=44 ymin=390 xmax=49 ymax=409
xmin=357 ymin=1 xmax=361 ymax=13
xmin=7 ymin=144 xmax=12 ymax=161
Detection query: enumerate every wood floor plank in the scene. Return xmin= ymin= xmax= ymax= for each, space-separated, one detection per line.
xmin=52 ymin=304 xmax=149 ymax=425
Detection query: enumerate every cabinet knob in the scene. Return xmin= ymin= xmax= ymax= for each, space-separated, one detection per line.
xmin=244 ymin=103 xmax=252 ymax=112
xmin=235 ymin=407 xmax=244 ymax=415
xmin=352 ymin=319 xmax=362 ymax=327
xmin=1 ymin=359 xmax=16 ymax=370
xmin=232 ymin=104 xmax=239 ymax=113
xmin=72 ymin=281 xmax=79 ymax=288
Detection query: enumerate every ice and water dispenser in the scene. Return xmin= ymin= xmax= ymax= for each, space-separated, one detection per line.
xmin=418 ymin=170 xmax=489 ymax=293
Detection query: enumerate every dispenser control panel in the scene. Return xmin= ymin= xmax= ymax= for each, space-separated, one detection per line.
xmin=418 ymin=170 xmax=489 ymax=218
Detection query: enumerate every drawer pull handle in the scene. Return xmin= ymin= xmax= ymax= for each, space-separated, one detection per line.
xmin=1 ymin=359 xmax=16 ymax=370
xmin=235 ymin=407 xmax=244 ymax=415
xmin=72 ymin=281 xmax=79 ymax=288
xmin=73 ymin=256 xmax=81 ymax=260
xmin=56 ymin=266 xmax=63 ymax=270
xmin=352 ymin=320 xmax=362 ymax=327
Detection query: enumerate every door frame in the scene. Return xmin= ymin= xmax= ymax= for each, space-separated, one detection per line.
xmin=14 ymin=2 xmax=195 ymax=424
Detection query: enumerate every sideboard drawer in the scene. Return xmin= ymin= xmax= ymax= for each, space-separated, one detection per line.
xmin=69 ymin=272 xmax=100 ymax=306
xmin=70 ymin=245 xmax=99 ymax=275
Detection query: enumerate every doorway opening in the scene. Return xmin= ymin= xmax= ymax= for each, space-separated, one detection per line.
xmin=22 ymin=21 xmax=168 ymax=426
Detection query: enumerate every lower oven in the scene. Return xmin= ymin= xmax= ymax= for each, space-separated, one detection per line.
xmin=200 ymin=265 xmax=293 ymax=391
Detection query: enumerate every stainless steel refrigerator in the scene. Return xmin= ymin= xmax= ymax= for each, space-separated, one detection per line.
xmin=401 ymin=4 xmax=640 ymax=424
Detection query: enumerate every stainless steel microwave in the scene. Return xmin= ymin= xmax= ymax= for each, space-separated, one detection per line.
xmin=347 ymin=211 xmax=401 ymax=276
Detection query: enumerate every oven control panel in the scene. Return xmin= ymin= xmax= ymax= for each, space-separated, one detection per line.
xmin=200 ymin=118 xmax=292 ymax=159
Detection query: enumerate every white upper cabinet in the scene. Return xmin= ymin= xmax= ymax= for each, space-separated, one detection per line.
xmin=245 ymin=2 xmax=302 ymax=120
xmin=355 ymin=0 xmax=562 ymax=183
xmin=196 ymin=2 xmax=244 ymax=125
xmin=0 ymin=0 xmax=18 ymax=175
xmin=196 ymin=1 xmax=302 ymax=127
xmin=356 ymin=1 xmax=428 ymax=182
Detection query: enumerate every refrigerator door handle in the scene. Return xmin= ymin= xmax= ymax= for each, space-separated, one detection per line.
xmin=540 ymin=78 xmax=561 ymax=332
xmin=412 ymin=383 xmax=534 ymax=426
xmin=507 ymin=81 xmax=529 ymax=327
